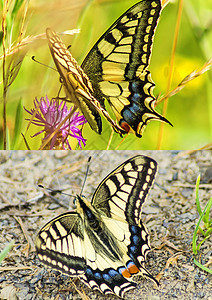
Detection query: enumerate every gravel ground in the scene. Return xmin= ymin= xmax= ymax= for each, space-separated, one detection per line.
xmin=0 ymin=150 xmax=211 ymax=300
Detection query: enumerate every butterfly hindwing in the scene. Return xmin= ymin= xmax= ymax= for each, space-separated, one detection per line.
xmin=91 ymin=155 xmax=157 ymax=224
xmin=36 ymin=155 xmax=158 ymax=298
xmin=36 ymin=204 xmax=138 ymax=297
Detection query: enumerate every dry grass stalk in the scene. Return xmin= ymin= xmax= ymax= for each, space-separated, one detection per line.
xmin=157 ymin=58 xmax=212 ymax=104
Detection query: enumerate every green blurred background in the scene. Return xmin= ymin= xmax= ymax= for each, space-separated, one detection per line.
xmin=0 ymin=0 xmax=212 ymax=149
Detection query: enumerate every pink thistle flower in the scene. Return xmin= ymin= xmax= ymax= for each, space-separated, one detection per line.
xmin=24 ymin=96 xmax=87 ymax=149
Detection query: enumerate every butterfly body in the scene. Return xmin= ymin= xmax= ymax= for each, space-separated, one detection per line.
xmin=46 ymin=0 xmax=172 ymax=137
xmin=36 ymin=155 xmax=159 ymax=297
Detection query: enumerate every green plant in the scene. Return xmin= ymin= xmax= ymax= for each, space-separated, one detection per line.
xmin=192 ymin=175 xmax=212 ymax=274
xmin=0 ymin=240 xmax=15 ymax=264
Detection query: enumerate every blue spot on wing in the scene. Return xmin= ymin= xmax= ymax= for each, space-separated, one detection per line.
xmin=129 ymin=245 xmax=137 ymax=254
xmin=102 ymin=273 xmax=111 ymax=282
xmin=132 ymin=234 xmax=140 ymax=244
xmin=130 ymin=226 xmax=137 ymax=233
xmin=128 ymin=224 xmax=150 ymax=267
xmin=84 ymin=266 xmax=136 ymax=296
xmin=94 ymin=272 xmax=102 ymax=280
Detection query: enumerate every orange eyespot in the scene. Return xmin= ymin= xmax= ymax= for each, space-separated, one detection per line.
xmin=121 ymin=262 xmax=140 ymax=278
xmin=120 ymin=121 xmax=130 ymax=133
xmin=128 ymin=263 xmax=139 ymax=275
xmin=121 ymin=268 xmax=131 ymax=278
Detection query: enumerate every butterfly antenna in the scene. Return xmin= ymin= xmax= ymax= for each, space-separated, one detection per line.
xmin=80 ymin=156 xmax=92 ymax=196
xmin=38 ymin=184 xmax=73 ymax=197
xmin=32 ymin=56 xmax=57 ymax=72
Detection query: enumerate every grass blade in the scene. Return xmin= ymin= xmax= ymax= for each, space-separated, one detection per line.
xmin=194 ymin=258 xmax=212 ymax=275
xmin=0 ymin=240 xmax=15 ymax=264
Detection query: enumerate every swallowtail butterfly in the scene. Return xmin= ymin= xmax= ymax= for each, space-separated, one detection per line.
xmin=46 ymin=0 xmax=172 ymax=137
xmin=36 ymin=155 xmax=159 ymax=297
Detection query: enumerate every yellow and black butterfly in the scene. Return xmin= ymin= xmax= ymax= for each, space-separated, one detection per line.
xmin=36 ymin=155 xmax=159 ymax=298
xmin=46 ymin=0 xmax=172 ymax=137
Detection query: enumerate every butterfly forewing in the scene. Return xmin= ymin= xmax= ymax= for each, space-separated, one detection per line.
xmin=91 ymin=155 xmax=157 ymax=224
